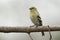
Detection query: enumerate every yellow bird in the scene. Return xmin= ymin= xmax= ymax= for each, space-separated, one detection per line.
xmin=29 ymin=7 xmax=44 ymax=36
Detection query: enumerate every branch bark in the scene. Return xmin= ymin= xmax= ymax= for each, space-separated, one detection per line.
xmin=0 ymin=26 xmax=60 ymax=33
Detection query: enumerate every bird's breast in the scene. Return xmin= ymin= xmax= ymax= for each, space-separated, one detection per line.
xmin=30 ymin=14 xmax=39 ymax=25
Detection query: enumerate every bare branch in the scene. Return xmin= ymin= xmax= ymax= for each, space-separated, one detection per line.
xmin=0 ymin=26 xmax=60 ymax=33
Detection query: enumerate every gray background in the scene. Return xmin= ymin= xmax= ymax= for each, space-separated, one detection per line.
xmin=0 ymin=0 xmax=60 ymax=40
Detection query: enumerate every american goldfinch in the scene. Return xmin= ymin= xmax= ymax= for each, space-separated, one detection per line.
xmin=29 ymin=7 xmax=44 ymax=36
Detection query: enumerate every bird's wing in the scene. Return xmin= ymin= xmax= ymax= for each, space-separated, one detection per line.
xmin=37 ymin=15 xmax=42 ymax=26
xmin=37 ymin=15 xmax=41 ymax=19
xmin=37 ymin=16 xmax=44 ymax=36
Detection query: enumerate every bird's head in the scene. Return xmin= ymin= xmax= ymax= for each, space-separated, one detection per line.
xmin=29 ymin=7 xmax=37 ymax=11
xmin=29 ymin=7 xmax=37 ymax=14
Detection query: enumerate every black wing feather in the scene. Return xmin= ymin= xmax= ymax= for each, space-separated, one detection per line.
xmin=37 ymin=16 xmax=42 ymax=26
xmin=37 ymin=16 xmax=44 ymax=36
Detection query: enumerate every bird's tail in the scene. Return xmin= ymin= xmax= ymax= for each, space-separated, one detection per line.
xmin=41 ymin=31 xmax=44 ymax=36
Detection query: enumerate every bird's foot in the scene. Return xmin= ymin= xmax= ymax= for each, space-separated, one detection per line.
xmin=30 ymin=25 xmax=35 ymax=27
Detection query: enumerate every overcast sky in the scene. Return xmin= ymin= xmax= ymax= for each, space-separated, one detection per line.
xmin=0 ymin=0 xmax=60 ymax=40
xmin=0 ymin=0 xmax=60 ymax=26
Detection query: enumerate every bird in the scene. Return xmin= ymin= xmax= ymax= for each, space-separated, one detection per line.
xmin=29 ymin=7 xmax=44 ymax=36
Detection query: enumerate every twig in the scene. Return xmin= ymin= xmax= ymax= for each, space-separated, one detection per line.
xmin=28 ymin=33 xmax=33 ymax=40
xmin=0 ymin=26 xmax=59 ymax=33
xmin=48 ymin=25 xmax=52 ymax=40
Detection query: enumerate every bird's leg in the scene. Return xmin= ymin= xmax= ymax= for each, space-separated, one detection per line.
xmin=27 ymin=33 xmax=33 ymax=40
xmin=30 ymin=25 xmax=35 ymax=27
xmin=48 ymin=25 xmax=52 ymax=40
